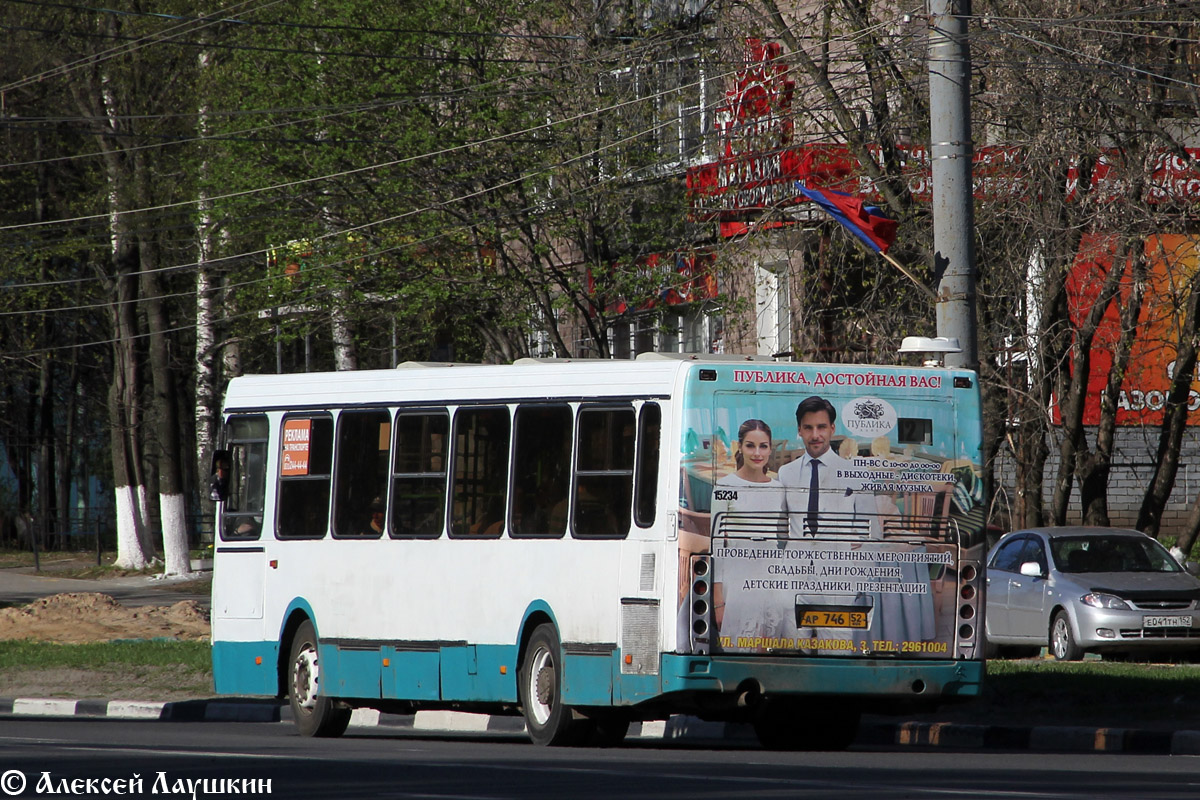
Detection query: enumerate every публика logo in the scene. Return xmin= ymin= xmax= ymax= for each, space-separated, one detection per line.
xmin=841 ymin=397 xmax=898 ymax=438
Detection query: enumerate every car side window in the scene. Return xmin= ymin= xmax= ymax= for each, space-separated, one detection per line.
xmin=1025 ymin=539 xmax=1048 ymax=573
xmin=991 ymin=536 xmax=1027 ymax=573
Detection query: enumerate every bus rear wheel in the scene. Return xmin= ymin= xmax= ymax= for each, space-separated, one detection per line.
xmin=753 ymin=697 xmax=860 ymax=751
xmin=519 ymin=624 xmax=591 ymax=746
xmin=288 ymin=619 xmax=352 ymax=738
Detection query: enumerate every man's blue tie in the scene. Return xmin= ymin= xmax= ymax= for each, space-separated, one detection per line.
xmin=807 ymin=459 xmax=820 ymax=536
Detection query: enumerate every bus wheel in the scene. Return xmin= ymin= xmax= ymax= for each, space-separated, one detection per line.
xmin=288 ymin=620 xmax=352 ymax=738
xmin=519 ymin=624 xmax=589 ymax=746
xmin=753 ymin=698 xmax=860 ymax=751
xmin=587 ymin=710 xmax=630 ymax=747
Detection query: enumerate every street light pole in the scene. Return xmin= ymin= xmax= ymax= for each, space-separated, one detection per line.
xmin=928 ymin=0 xmax=978 ymax=371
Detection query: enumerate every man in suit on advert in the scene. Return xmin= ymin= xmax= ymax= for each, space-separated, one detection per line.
xmin=777 ymin=395 xmax=875 ymax=538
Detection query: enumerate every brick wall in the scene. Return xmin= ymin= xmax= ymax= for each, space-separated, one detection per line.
xmin=993 ymin=426 xmax=1200 ymax=535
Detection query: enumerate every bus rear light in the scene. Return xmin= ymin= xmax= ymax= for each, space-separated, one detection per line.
xmin=689 ymin=555 xmax=712 ymax=654
xmin=959 ymin=605 xmax=974 ymax=620
xmin=960 ymin=584 xmax=975 ymax=600
xmin=958 ymin=624 xmax=974 ymax=640
xmin=961 ymin=564 xmax=977 ymax=582
xmin=625 ymin=654 xmax=633 ymax=665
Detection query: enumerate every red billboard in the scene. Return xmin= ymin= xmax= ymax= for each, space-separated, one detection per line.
xmin=1062 ymin=233 xmax=1200 ymax=425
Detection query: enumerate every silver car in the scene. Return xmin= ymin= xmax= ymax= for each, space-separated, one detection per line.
xmin=985 ymin=526 xmax=1200 ymax=660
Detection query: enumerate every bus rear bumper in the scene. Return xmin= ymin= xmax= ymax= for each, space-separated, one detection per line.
xmin=660 ymin=654 xmax=984 ymax=701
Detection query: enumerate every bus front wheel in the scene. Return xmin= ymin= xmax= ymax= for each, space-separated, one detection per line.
xmin=519 ymin=624 xmax=590 ymax=746
xmin=288 ymin=619 xmax=352 ymax=738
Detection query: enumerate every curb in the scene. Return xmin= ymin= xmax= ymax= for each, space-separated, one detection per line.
xmin=4 ymin=698 xmax=1199 ymax=754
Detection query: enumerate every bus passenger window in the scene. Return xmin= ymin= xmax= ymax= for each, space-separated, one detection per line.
xmin=392 ymin=411 xmax=449 ymax=538
xmin=634 ymin=403 xmax=661 ymax=527
xmin=574 ymin=407 xmax=634 ymax=538
xmin=332 ymin=409 xmax=391 ymax=538
xmin=220 ymin=415 xmax=269 ymax=541
xmin=450 ymin=407 xmax=510 ymax=537
xmin=277 ymin=415 xmax=333 ymax=539
xmin=511 ymin=405 xmax=571 ymax=537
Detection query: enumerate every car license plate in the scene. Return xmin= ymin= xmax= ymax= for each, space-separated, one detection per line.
xmin=1143 ymin=615 xmax=1192 ymax=628
xmin=797 ymin=609 xmax=869 ymax=629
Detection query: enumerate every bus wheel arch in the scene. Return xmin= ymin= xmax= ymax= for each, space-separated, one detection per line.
xmin=285 ymin=618 xmax=352 ymax=738
xmin=277 ymin=610 xmax=312 ymax=698
xmin=518 ymin=621 xmax=591 ymax=746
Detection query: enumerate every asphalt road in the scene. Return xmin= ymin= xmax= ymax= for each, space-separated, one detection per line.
xmin=0 ymin=566 xmax=211 ymax=609
xmin=2 ymin=717 xmax=1199 ymax=800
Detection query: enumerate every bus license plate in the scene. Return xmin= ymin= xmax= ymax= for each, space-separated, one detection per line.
xmin=798 ymin=609 xmax=869 ymax=629
xmin=1144 ymin=615 xmax=1192 ymax=628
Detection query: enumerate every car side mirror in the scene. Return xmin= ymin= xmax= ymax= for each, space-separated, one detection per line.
xmin=1185 ymin=561 xmax=1200 ymax=577
xmin=1019 ymin=561 xmax=1043 ymax=578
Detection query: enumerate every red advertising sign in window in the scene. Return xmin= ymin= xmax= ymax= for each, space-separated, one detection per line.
xmin=281 ymin=419 xmax=312 ymax=476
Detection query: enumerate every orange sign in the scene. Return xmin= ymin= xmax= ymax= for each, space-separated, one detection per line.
xmin=1064 ymin=234 xmax=1200 ymax=425
xmin=281 ymin=419 xmax=312 ymax=476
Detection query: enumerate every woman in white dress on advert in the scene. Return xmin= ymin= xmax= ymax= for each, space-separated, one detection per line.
xmin=708 ymin=419 xmax=787 ymax=648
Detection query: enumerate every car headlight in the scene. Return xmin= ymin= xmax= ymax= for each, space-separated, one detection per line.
xmin=1081 ymin=592 xmax=1130 ymax=610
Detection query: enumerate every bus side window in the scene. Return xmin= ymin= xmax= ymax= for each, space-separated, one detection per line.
xmin=634 ymin=403 xmax=661 ymax=527
xmin=392 ymin=411 xmax=449 ymax=538
xmin=450 ymin=407 xmax=510 ymax=538
xmin=574 ymin=406 xmax=634 ymax=538
xmin=220 ymin=415 xmax=269 ymax=541
xmin=332 ymin=409 xmax=392 ymax=538
xmin=277 ymin=415 xmax=334 ymax=539
xmin=511 ymin=404 xmax=571 ymax=537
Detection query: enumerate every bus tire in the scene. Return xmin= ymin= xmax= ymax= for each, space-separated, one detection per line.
xmin=753 ymin=697 xmax=860 ymax=751
xmin=519 ymin=624 xmax=589 ymax=746
xmin=288 ymin=619 xmax=352 ymax=738
xmin=587 ymin=710 xmax=630 ymax=747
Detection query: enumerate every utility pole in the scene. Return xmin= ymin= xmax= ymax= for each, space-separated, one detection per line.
xmin=927 ymin=0 xmax=978 ymax=371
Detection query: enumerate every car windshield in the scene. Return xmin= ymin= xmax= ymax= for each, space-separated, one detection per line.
xmin=1051 ymin=535 xmax=1182 ymax=574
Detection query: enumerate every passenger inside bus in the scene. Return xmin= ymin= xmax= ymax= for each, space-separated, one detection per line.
xmin=360 ymin=498 xmax=386 ymax=536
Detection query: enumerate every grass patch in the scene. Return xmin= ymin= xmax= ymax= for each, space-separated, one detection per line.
xmin=987 ymin=658 xmax=1200 ymax=701
xmin=901 ymin=657 xmax=1200 ymax=729
xmin=0 ymin=639 xmax=211 ymax=672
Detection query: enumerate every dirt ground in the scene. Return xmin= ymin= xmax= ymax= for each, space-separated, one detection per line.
xmin=0 ymin=587 xmax=215 ymax=700
xmin=0 ymin=592 xmax=210 ymax=643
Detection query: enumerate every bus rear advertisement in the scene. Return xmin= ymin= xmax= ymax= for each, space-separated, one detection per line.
xmin=210 ymin=354 xmax=986 ymax=749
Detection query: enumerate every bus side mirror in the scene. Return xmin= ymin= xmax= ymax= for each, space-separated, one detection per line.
xmin=210 ymin=449 xmax=232 ymax=502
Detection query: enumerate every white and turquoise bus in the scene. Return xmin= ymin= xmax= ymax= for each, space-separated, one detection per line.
xmin=210 ymin=354 xmax=987 ymax=748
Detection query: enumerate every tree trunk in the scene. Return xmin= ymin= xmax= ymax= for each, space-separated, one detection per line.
xmin=108 ymin=260 xmax=150 ymax=570
xmin=108 ymin=319 xmax=148 ymax=569
xmin=1137 ymin=260 xmax=1200 ymax=536
xmin=1050 ymin=236 xmax=1130 ymax=523
xmin=194 ymin=49 xmax=222 ymax=539
xmin=140 ymin=237 xmax=191 ymax=577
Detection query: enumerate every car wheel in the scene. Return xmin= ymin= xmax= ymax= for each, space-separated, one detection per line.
xmin=983 ymin=635 xmax=1000 ymax=659
xmin=1050 ymin=611 xmax=1083 ymax=661
xmin=288 ymin=620 xmax=352 ymax=737
xmin=519 ymin=623 xmax=591 ymax=746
